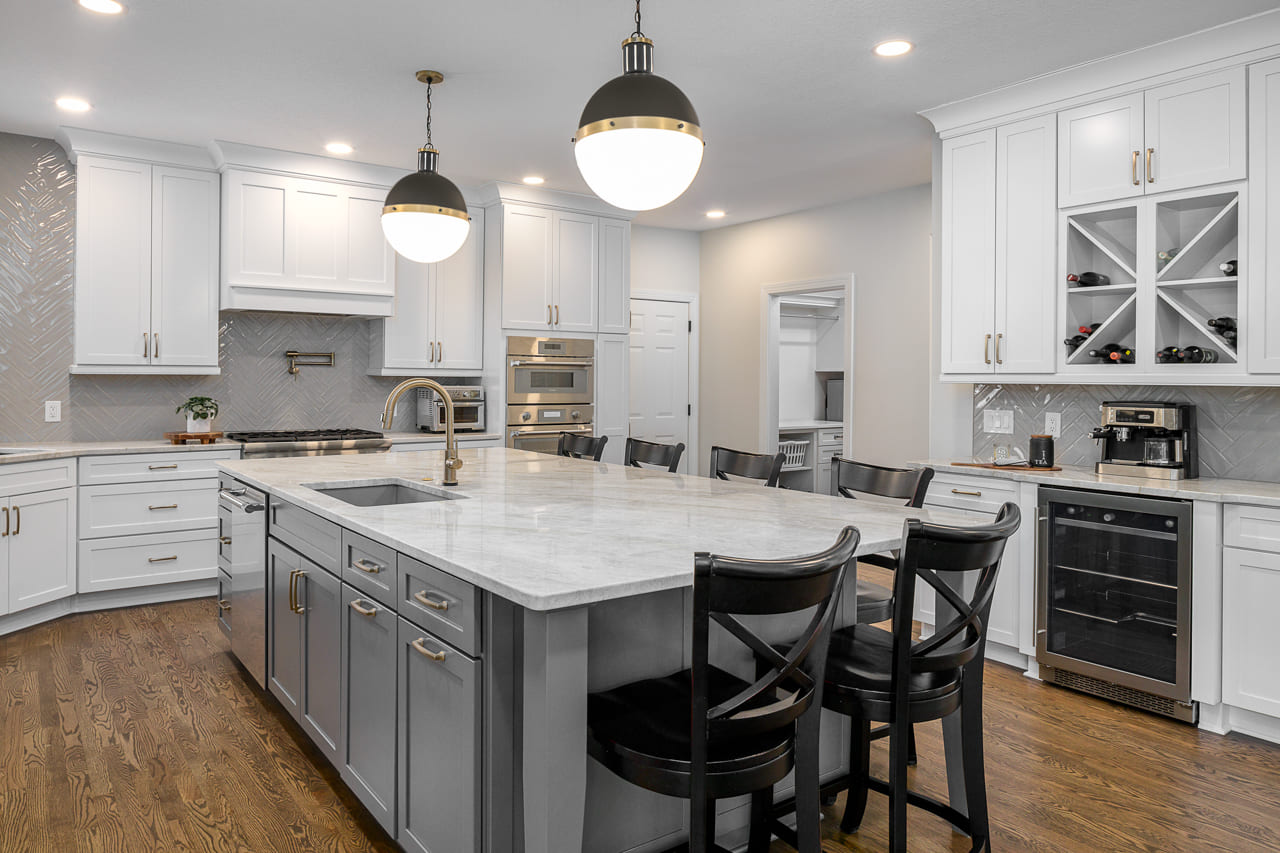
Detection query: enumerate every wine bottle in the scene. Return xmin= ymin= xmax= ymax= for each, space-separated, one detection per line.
xmin=1064 ymin=334 xmax=1088 ymax=352
xmin=1179 ymin=346 xmax=1219 ymax=364
xmin=1078 ymin=322 xmax=1101 ymax=336
xmin=1158 ymin=248 xmax=1180 ymax=263
xmin=1208 ymin=316 xmax=1237 ymax=333
xmin=1223 ymin=330 xmax=1238 ymax=346
xmin=1108 ymin=347 xmax=1135 ymax=364
xmin=1220 ymin=259 xmax=1238 ymax=276
xmin=1088 ymin=343 xmax=1126 ymax=362
xmin=1156 ymin=346 xmax=1182 ymax=364
xmin=1067 ymin=272 xmax=1111 ymax=288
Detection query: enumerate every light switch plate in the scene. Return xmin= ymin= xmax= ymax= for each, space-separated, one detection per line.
xmin=44 ymin=400 xmax=61 ymax=423
xmin=1045 ymin=412 xmax=1062 ymax=438
xmin=983 ymin=409 xmax=1014 ymax=435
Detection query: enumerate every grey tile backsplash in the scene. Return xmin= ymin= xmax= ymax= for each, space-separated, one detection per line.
xmin=0 ymin=131 xmax=442 ymax=442
xmin=973 ymin=384 xmax=1280 ymax=482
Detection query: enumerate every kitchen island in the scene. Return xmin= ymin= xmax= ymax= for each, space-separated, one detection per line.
xmin=219 ymin=447 xmax=977 ymax=853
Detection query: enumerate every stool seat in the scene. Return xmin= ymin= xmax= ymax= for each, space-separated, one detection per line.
xmin=824 ymin=625 xmax=961 ymax=708
xmin=589 ymin=666 xmax=795 ymax=799
xmin=854 ymin=578 xmax=893 ymax=624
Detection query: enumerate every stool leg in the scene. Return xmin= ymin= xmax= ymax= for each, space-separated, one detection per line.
xmin=839 ymin=715 xmax=871 ymax=833
xmin=690 ymin=798 xmax=716 ymax=853
xmin=960 ymin=669 xmax=991 ymax=852
xmin=888 ymin=712 xmax=911 ymax=853
xmin=907 ymin=723 xmax=918 ymax=766
xmin=748 ymin=787 xmax=772 ymax=853
xmin=795 ymin=706 xmax=823 ymax=853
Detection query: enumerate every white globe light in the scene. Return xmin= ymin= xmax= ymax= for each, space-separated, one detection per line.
xmin=380 ymin=211 xmax=470 ymax=264
xmin=574 ymin=127 xmax=704 ymax=211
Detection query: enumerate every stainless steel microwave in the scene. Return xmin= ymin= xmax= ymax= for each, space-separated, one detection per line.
xmin=506 ymin=336 xmax=594 ymax=405
xmin=416 ymin=387 xmax=486 ymax=433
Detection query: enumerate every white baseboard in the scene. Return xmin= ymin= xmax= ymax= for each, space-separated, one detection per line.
xmin=1199 ymin=702 xmax=1280 ymax=745
xmin=0 ymin=579 xmax=216 ymax=636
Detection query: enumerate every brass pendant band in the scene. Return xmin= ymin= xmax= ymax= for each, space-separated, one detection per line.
xmin=574 ymin=115 xmax=704 ymax=143
xmin=381 ymin=203 xmax=470 ymax=221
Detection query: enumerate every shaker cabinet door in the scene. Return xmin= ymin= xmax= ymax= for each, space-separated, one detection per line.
xmin=151 ymin=166 xmax=220 ymax=367
xmin=434 ymin=206 xmax=485 ymax=371
xmin=501 ymin=204 xmax=555 ymax=330
xmin=341 ymin=584 xmax=398 ymax=835
xmin=397 ymin=618 xmax=482 ymax=853
xmin=552 ymin=212 xmax=599 ymax=333
xmin=6 ymin=487 xmax=75 ymax=613
xmin=1248 ymin=58 xmax=1280 ymax=373
xmin=597 ymin=218 xmax=631 ymax=334
xmin=300 ymin=565 xmax=343 ymax=765
xmin=1058 ymin=93 xmax=1145 ymax=208
xmin=267 ymin=539 xmax=304 ymax=718
xmin=939 ymin=129 xmax=997 ymax=374
xmin=1144 ymin=68 xmax=1246 ymax=196
xmin=378 ymin=254 xmax=435 ymax=371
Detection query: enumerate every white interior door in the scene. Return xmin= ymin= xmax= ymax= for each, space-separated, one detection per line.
xmin=628 ymin=299 xmax=691 ymax=472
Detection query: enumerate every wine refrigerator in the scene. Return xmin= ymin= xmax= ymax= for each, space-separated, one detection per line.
xmin=1036 ymin=487 xmax=1195 ymax=722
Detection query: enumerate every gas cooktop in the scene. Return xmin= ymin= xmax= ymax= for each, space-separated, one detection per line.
xmin=225 ymin=429 xmax=390 ymax=458
xmin=225 ymin=428 xmax=385 ymax=443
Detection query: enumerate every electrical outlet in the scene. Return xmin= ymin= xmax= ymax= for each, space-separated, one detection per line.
xmin=1045 ymin=412 xmax=1062 ymax=438
xmin=44 ymin=400 xmax=61 ymax=423
xmin=983 ymin=409 xmax=1014 ymax=435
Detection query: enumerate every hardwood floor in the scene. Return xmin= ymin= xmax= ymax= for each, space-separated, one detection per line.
xmin=2 ymin=598 xmax=1280 ymax=852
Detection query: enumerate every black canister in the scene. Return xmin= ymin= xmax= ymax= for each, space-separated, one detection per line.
xmin=1029 ymin=434 xmax=1055 ymax=468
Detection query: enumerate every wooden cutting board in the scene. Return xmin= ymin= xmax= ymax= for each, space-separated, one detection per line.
xmin=164 ymin=431 xmax=223 ymax=445
xmin=952 ymin=461 xmax=1062 ymax=472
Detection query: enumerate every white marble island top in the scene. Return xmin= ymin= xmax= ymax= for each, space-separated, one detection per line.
xmin=220 ymin=447 xmax=976 ymax=612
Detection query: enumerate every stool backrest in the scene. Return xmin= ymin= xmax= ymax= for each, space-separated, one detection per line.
xmin=889 ymin=503 xmax=1021 ymax=680
xmin=831 ymin=457 xmax=934 ymax=507
xmin=709 ymin=445 xmax=785 ymax=487
xmin=624 ymin=437 xmax=685 ymax=472
xmin=558 ymin=432 xmax=608 ymax=461
xmin=690 ymin=525 xmax=857 ymax=807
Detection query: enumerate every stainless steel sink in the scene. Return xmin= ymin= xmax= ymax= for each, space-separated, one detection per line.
xmin=308 ymin=481 xmax=460 ymax=507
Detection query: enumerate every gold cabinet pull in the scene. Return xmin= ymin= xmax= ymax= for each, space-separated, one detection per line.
xmin=148 ymin=555 xmax=177 ymax=563
xmin=352 ymin=558 xmax=383 ymax=575
xmin=555 ymin=305 xmax=560 ymax=325
xmin=1146 ymin=147 xmax=1155 ymax=183
xmin=429 ymin=341 xmax=437 ymax=363
xmin=153 ymin=333 xmax=159 ymax=359
xmin=217 ymin=600 xmax=232 ymax=613
xmin=1132 ymin=150 xmax=1140 ymax=186
xmin=2 ymin=506 xmax=7 ymax=537
xmin=143 ymin=333 xmax=149 ymax=359
xmin=288 ymin=569 xmax=298 ymax=613
xmin=951 ymin=488 xmax=983 ymax=497
xmin=218 ymin=536 xmax=232 ymax=545
xmin=11 ymin=506 xmax=18 ymax=536
xmin=148 ymin=504 xmax=179 ymax=511
xmin=148 ymin=464 xmax=178 ymax=470
xmin=411 ymin=637 xmax=447 ymax=661
xmin=437 ymin=341 xmax=443 ymax=362
xmin=294 ymin=571 xmax=308 ymax=614
xmin=413 ymin=590 xmax=449 ymax=611
xmin=995 ymin=333 xmax=1003 ymax=365
xmin=349 ymin=599 xmax=378 ymax=617
xmin=983 ymin=333 xmax=992 ymax=365
xmin=546 ymin=304 xmax=552 ymax=325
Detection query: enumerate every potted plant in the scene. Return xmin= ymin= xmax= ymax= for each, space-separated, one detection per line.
xmin=176 ymin=396 xmax=219 ymax=434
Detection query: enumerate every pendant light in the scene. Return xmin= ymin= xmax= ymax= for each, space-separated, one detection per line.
xmin=573 ymin=0 xmax=703 ymax=211
xmin=381 ymin=70 xmax=470 ymax=264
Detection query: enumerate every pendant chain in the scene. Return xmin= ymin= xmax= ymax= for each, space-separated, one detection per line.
xmin=424 ymin=79 xmax=434 ymax=149
xmin=632 ymin=0 xmax=643 ymax=37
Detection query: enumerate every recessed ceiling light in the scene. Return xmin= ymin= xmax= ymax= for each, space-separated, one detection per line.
xmin=705 ymin=210 xmax=726 ymax=219
xmin=79 ymin=0 xmax=124 ymax=13
xmin=522 ymin=176 xmax=545 ymax=185
xmin=873 ymin=40 xmax=914 ymax=57
xmin=325 ymin=142 xmax=354 ymax=155
xmin=55 ymin=96 xmax=92 ymax=112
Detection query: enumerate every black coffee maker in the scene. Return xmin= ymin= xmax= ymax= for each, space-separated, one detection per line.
xmin=1090 ymin=401 xmax=1199 ymax=480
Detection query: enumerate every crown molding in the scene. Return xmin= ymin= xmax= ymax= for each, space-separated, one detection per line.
xmin=475 ymin=181 xmax=637 ymax=220
xmin=55 ymin=127 xmax=216 ymax=170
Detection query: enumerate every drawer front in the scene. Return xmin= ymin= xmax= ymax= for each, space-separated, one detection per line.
xmin=342 ymin=530 xmax=397 ymax=608
xmin=80 ymin=478 xmax=219 ymax=539
xmin=0 ymin=457 xmax=75 ymax=494
xmin=924 ymin=472 xmax=1017 ymax=514
xmin=398 ymin=555 xmax=480 ymax=656
xmin=78 ymin=449 xmax=241 ymax=486
xmin=1225 ymin=504 xmax=1280 ymax=553
xmin=270 ymin=500 xmax=341 ymax=575
xmin=217 ymin=570 xmax=233 ymax=638
xmin=78 ymin=529 xmax=218 ymax=592
xmin=818 ymin=429 xmax=843 ymax=448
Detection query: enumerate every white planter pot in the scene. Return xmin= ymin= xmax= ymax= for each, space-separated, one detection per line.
xmin=186 ymin=416 xmax=212 ymax=434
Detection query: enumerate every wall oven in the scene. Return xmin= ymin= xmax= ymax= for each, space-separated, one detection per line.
xmin=1036 ymin=487 xmax=1194 ymax=722
xmin=506 ymin=336 xmax=594 ymax=405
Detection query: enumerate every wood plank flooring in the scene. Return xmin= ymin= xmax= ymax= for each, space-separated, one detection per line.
xmin=2 ymin=598 xmax=1280 ymax=852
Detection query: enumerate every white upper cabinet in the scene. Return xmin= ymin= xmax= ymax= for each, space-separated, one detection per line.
xmin=500 ymin=204 xmax=556 ymax=330
xmin=1058 ymin=94 xmax=1145 ymax=208
xmin=1058 ymin=69 xmax=1246 ymax=208
xmin=597 ymin=219 xmax=631 ymax=335
xmin=940 ymin=130 xmax=997 ymax=374
xmin=552 ymin=212 xmax=598 ymax=333
xmin=370 ymin=207 xmax=485 ymax=375
xmin=1249 ymin=58 xmax=1280 ymax=373
xmin=995 ymin=115 xmax=1058 ymax=374
xmin=64 ymin=131 xmax=221 ymax=375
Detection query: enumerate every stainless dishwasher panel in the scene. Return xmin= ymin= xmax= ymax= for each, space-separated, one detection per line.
xmin=220 ymin=475 xmax=268 ymax=688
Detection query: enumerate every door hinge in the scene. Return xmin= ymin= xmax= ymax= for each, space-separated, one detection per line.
xmin=688 ymin=404 xmax=692 ymax=416
xmin=688 ymin=320 xmax=692 ymax=333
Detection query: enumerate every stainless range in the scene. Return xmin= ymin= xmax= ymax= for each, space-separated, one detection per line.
xmin=506 ymin=336 xmax=595 ymax=454
xmin=224 ymin=428 xmax=392 ymax=459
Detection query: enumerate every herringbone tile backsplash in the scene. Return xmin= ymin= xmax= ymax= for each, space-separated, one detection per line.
xmin=0 ymin=133 xmax=450 ymax=442
xmin=973 ymin=384 xmax=1280 ymax=482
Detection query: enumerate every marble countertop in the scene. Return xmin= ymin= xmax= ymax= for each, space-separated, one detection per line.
xmin=779 ymin=419 xmax=843 ymax=432
xmin=219 ymin=447 xmax=976 ymax=612
xmin=916 ymin=459 xmax=1280 ymax=508
xmin=385 ymin=431 xmax=502 ymax=444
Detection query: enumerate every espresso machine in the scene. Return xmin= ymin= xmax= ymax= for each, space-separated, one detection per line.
xmin=1090 ymin=402 xmax=1199 ymax=480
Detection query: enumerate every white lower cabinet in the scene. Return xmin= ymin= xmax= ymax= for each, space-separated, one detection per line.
xmin=397 ymin=617 xmax=482 ymax=853
xmin=1222 ymin=546 xmax=1280 ymax=717
xmin=595 ymin=333 xmax=629 ymax=465
xmin=341 ymin=582 xmax=398 ymax=835
xmin=6 ymin=486 xmax=76 ymax=613
xmin=79 ymin=529 xmax=217 ymax=592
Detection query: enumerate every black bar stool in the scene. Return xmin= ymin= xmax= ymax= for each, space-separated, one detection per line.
xmin=771 ymin=503 xmax=1021 ymax=853
xmin=557 ymin=432 xmax=608 ymax=461
xmin=587 ymin=527 xmax=859 ymax=853
xmin=709 ymin=445 xmax=785 ymax=487
xmin=625 ymin=437 xmax=685 ymax=472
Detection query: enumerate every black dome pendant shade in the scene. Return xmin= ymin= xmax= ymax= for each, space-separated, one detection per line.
xmin=383 ymin=146 xmax=469 ymax=221
xmin=576 ymin=37 xmax=701 ymax=136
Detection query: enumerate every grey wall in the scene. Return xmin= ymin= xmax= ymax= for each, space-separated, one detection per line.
xmin=0 ymin=132 xmax=424 ymax=442
xmin=973 ymin=384 xmax=1280 ymax=482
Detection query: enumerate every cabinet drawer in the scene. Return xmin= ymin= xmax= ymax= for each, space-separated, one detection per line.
xmin=79 ymin=529 xmax=218 ymax=592
xmin=342 ymin=530 xmax=397 ymax=608
xmin=818 ymin=429 xmax=842 ymax=448
xmin=1225 ymin=504 xmax=1280 ymax=553
xmin=80 ymin=478 xmax=218 ymax=539
xmin=924 ymin=473 xmax=1017 ymax=514
xmin=398 ymin=555 xmax=480 ymax=656
xmin=217 ymin=570 xmax=233 ymax=638
xmin=270 ymin=500 xmax=341 ymax=574
xmin=0 ymin=457 xmax=76 ymax=494
xmin=78 ymin=449 xmax=240 ymax=485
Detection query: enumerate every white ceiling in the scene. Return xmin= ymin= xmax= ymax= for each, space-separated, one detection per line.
xmin=2 ymin=0 xmax=1276 ymax=230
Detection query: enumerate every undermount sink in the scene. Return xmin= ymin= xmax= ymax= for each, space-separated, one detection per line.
xmin=307 ymin=481 xmax=461 ymax=507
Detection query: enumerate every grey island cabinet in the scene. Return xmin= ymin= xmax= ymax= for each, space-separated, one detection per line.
xmin=223 ymin=447 xmax=974 ymax=853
